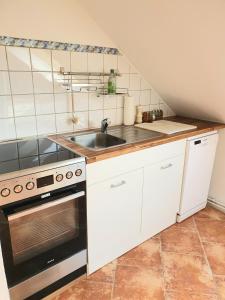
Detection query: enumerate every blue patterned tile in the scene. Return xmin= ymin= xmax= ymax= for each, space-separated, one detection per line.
xmin=0 ymin=36 xmax=120 ymax=55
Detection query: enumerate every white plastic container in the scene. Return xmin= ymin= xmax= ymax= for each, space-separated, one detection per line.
xmin=123 ymin=96 xmax=135 ymax=125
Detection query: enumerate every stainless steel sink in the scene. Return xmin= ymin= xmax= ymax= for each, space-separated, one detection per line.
xmin=68 ymin=132 xmax=126 ymax=151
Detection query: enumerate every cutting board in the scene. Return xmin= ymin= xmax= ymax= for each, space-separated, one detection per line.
xmin=135 ymin=120 xmax=197 ymax=134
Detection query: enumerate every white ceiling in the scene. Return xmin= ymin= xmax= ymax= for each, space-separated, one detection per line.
xmin=80 ymin=0 xmax=225 ymax=122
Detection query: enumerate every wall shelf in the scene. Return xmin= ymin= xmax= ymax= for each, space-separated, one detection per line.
xmin=59 ymin=67 xmax=121 ymax=77
xmin=59 ymin=67 xmax=127 ymax=94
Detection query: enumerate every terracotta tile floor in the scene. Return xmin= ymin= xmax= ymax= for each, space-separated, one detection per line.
xmin=46 ymin=206 xmax=225 ymax=300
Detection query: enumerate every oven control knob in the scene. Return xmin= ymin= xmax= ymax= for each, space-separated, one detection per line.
xmin=26 ymin=182 xmax=35 ymax=190
xmin=1 ymin=188 xmax=10 ymax=197
xmin=66 ymin=171 xmax=73 ymax=179
xmin=75 ymin=169 xmax=82 ymax=177
xmin=14 ymin=185 xmax=23 ymax=193
xmin=56 ymin=174 xmax=63 ymax=182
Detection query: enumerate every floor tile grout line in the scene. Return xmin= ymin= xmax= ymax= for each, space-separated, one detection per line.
xmin=158 ymin=234 xmax=167 ymax=300
xmin=110 ymin=264 xmax=117 ymax=300
xmin=193 ymin=216 xmax=214 ymax=276
xmin=193 ymin=216 xmax=220 ymax=300
xmin=158 ymin=249 xmax=205 ymax=257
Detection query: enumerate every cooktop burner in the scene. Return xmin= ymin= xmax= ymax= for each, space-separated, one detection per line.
xmin=0 ymin=138 xmax=80 ymax=175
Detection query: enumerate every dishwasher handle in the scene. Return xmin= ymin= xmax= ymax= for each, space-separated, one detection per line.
xmin=194 ymin=138 xmax=208 ymax=146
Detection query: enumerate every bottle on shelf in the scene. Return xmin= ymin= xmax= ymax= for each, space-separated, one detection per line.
xmin=107 ymin=69 xmax=116 ymax=94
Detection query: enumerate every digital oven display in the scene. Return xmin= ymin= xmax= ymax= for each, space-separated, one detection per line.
xmin=36 ymin=175 xmax=54 ymax=188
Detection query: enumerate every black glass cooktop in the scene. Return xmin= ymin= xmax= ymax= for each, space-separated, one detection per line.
xmin=0 ymin=138 xmax=80 ymax=175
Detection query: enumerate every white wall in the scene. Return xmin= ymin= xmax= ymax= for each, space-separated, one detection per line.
xmin=0 ymin=0 xmax=114 ymax=47
xmin=209 ymin=129 xmax=225 ymax=207
xmin=80 ymin=0 xmax=225 ymax=208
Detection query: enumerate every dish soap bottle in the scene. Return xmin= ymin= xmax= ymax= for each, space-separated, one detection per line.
xmin=107 ymin=69 xmax=116 ymax=94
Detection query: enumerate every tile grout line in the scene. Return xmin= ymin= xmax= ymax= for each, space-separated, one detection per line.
xmin=28 ymin=47 xmax=38 ymax=137
xmin=193 ymin=216 xmax=220 ymax=299
xmin=110 ymin=262 xmax=117 ymax=300
xmin=51 ymin=49 xmax=58 ymax=134
xmin=4 ymin=45 xmax=18 ymax=139
xmin=159 ymin=234 xmax=168 ymax=300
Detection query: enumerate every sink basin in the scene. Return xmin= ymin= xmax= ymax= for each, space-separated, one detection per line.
xmin=68 ymin=132 xmax=126 ymax=151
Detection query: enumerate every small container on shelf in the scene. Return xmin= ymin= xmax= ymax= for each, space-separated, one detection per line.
xmin=142 ymin=111 xmax=148 ymax=123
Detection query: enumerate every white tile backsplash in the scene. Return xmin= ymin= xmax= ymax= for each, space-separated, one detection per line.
xmin=0 ymin=45 xmax=174 ymax=141
xmin=104 ymin=109 xmax=117 ymax=125
xmin=0 ymin=71 xmax=11 ymax=95
xmin=30 ymin=48 xmax=52 ymax=71
xmin=104 ymin=95 xmax=117 ymax=109
xmin=129 ymin=90 xmax=140 ymax=106
xmin=89 ymin=110 xmax=103 ymax=128
xmin=35 ymin=94 xmax=55 ymax=115
xmin=54 ymin=93 xmax=72 ymax=113
xmin=0 ymin=95 xmax=13 ymax=118
xmin=15 ymin=116 xmax=37 ymax=138
xmin=117 ymin=95 xmax=124 ymax=108
xmin=0 ymin=118 xmax=16 ymax=140
xmin=56 ymin=113 xmax=73 ymax=133
xmin=73 ymin=93 xmax=89 ymax=112
xmin=104 ymin=54 xmax=117 ymax=73
xmin=36 ymin=114 xmax=56 ymax=135
xmin=10 ymin=71 xmax=33 ymax=95
xmin=73 ymin=111 xmax=89 ymax=130
xmin=52 ymin=50 xmax=70 ymax=72
xmin=33 ymin=72 xmax=53 ymax=94
xmin=7 ymin=47 xmax=31 ymax=71
xmin=13 ymin=94 xmax=35 ymax=116
xmin=88 ymin=53 xmax=103 ymax=73
xmin=0 ymin=46 xmax=8 ymax=70
xmin=140 ymin=90 xmax=151 ymax=106
xmin=117 ymin=74 xmax=130 ymax=89
xmin=52 ymin=73 xmax=69 ymax=93
xmin=118 ymin=55 xmax=130 ymax=73
xmin=151 ymin=89 xmax=161 ymax=105
xmin=129 ymin=74 xmax=141 ymax=91
xmin=141 ymin=78 xmax=151 ymax=90
xmin=71 ymin=52 xmax=88 ymax=72
xmin=89 ymin=93 xmax=104 ymax=110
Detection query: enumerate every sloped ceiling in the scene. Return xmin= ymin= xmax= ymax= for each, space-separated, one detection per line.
xmin=80 ymin=0 xmax=225 ymax=122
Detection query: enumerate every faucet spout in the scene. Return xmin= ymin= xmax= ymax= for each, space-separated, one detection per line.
xmin=101 ymin=118 xmax=110 ymax=133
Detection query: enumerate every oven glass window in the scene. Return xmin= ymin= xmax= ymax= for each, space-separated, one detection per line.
xmin=8 ymin=199 xmax=80 ymax=265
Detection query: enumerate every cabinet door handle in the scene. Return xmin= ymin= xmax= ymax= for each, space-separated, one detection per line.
xmin=160 ymin=163 xmax=173 ymax=170
xmin=110 ymin=180 xmax=126 ymax=188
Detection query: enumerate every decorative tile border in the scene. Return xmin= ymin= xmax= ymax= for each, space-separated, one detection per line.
xmin=0 ymin=36 xmax=120 ymax=55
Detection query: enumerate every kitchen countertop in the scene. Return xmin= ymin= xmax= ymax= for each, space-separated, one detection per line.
xmin=49 ymin=116 xmax=225 ymax=164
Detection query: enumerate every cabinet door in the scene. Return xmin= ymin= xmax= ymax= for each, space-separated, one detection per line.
xmin=141 ymin=156 xmax=184 ymax=241
xmin=0 ymin=243 xmax=10 ymax=300
xmin=87 ymin=169 xmax=143 ymax=274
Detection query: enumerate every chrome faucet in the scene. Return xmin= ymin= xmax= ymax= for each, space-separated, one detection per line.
xmin=101 ymin=118 xmax=110 ymax=133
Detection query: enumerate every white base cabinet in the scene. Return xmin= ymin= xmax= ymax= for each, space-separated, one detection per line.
xmin=87 ymin=169 xmax=143 ymax=274
xmin=0 ymin=243 xmax=10 ymax=300
xmin=141 ymin=156 xmax=185 ymax=241
xmin=87 ymin=139 xmax=186 ymax=274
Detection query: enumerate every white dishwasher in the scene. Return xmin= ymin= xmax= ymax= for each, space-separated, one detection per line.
xmin=177 ymin=131 xmax=218 ymax=222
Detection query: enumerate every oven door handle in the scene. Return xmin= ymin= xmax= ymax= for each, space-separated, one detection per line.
xmin=8 ymin=191 xmax=85 ymax=221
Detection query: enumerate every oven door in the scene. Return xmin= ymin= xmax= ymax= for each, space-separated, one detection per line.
xmin=0 ymin=183 xmax=86 ymax=287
